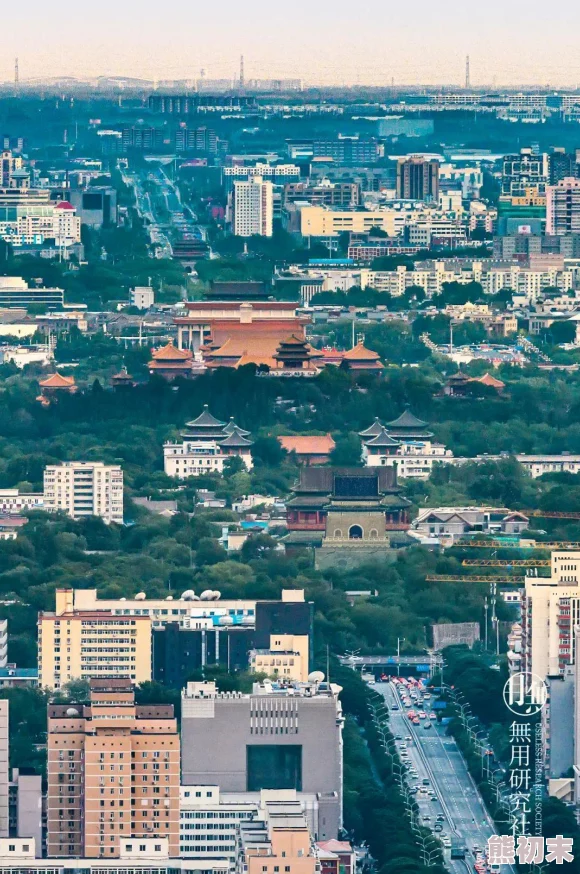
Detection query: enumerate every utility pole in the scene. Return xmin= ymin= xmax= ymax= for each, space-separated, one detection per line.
xmin=465 ymin=55 xmax=470 ymax=90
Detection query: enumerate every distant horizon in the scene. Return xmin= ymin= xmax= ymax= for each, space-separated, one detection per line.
xmin=1 ymin=0 xmax=579 ymax=91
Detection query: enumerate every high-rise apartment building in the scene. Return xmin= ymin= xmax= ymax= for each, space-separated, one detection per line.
xmin=548 ymin=148 xmax=580 ymax=185
xmin=546 ymin=177 xmax=580 ymax=235
xmin=0 ymin=151 xmax=23 ymax=188
xmin=232 ymin=176 xmax=273 ymax=237
xmin=38 ymin=589 xmax=152 ymax=690
xmin=0 ymin=702 xmax=7 ymax=838
xmin=181 ymin=679 xmax=343 ymax=835
xmin=501 ymin=148 xmax=549 ymax=196
xmin=0 ymin=620 xmax=6 ymax=669
xmin=396 ymin=157 xmax=440 ymax=201
xmin=43 ymin=462 xmax=123 ymax=524
xmin=521 ymin=551 xmax=580 ymax=680
xmin=8 ymin=769 xmax=43 ymax=853
xmin=47 ymin=679 xmax=180 ymax=859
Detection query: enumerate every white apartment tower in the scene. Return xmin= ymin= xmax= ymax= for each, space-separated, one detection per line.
xmin=522 ymin=551 xmax=580 ymax=680
xmin=232 ymin=176 xmax=273 ymax=237
xmin=43 ymin=462 xmax=123 ymax=524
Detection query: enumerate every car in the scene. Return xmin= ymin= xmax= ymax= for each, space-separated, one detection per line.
xmin=422 ymin=816 xmax=431 ymax=822
xmin=424 ymin=721 xmax=432 ymax=729
xmin=409 ymin=787 xmax=418 ymax=794
xmin=422 ymin=779 xmax=430 ymax=785
xmin=418 ymin=711 xmax=426 ymax=719
xmin=413 ymin=718 xmax=420 ymax=725
xmin=436 ymin=814 xmax=445 ymax=822
xmin=434 ymin=824 xmax=443 ymax=832
xmin=424 ymin=693 xmax=431 ymax=700
xmin=429 ymin=712 xmax=437 ymax=720
xmin=405 ymin=736 xmax=412 ymax=741
xmin=430 ymin=795 xmax=439 ymax=802
xmin=391 ymin=704 xmax=399 ymax=709
xmin=442 ymin=838 xmax=451 ymax=848
xmin=394 ymin=735 xmax=403 ymax=740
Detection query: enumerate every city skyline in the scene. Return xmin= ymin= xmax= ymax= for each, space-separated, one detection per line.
xmin=2 ymin=0 xmax=580 ymax=88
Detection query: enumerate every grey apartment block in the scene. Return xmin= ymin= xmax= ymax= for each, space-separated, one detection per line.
xmin=545 ymin=670 xmax=574 ymax=779
xmin=181 ymin=681 xmax=343 ymax=830
xmin=9 ymin=769 xmax=43 ymax=853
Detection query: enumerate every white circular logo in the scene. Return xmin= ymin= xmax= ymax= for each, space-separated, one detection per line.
xmin=503 ymin=672 xmax=547 ymax=716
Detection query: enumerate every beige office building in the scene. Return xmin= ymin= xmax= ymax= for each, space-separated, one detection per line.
xmin=249 ymin=634 xmax=310 ymax=682
xmin=43 ymin=462 xmax=123 ymax=524
xmin=38 ymin=589 xmax=152 ymax=690
xmin=47 ymin=679 xmax=180 ymax=859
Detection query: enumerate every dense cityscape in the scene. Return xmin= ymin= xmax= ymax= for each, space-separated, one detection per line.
xmin=2 ymin=60 xmax=580 ymax=874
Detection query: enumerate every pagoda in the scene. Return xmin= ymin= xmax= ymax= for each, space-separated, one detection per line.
xmin=164 ymin=406 xmax=253 ymax=478
xmin=444 ymin=370 xmax=472 ymax=397
xmin=111 ymin=366 xmax=135 ymax=390
xmin=359 ymin=410 xmax=453 ymax=479
xmin=361 ymin=427 xmax=401 ymax=460
xmin=340 ymin=341 xmax=383 ymax=372
xmin=271 ymin=334 xmax=320 ymax=376
xmin=148 ymin=340 xmax=200 ymax=380
xmin=384 ymin=407 xmax=434 ymax=442
xmin=36 ymin=372 xmax=77 ymax=406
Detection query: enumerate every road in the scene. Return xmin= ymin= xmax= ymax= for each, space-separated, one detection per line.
xmin=376 ymin=681 xmax=507 ymax=874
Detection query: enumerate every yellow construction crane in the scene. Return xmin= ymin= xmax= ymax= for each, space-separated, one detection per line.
xmin=452 ymin=540 xmax=580 ymax=549
xmin=525 ymin=510 xmax=580 ymax=520
xmin=462 ymin=558 xmax=550 ymax=567
xmin=425 ymin=575 xmax=527 ymax=583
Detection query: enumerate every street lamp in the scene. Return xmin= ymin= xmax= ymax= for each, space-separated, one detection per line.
xmin=397 ymin=637 xmax=405 ymax=677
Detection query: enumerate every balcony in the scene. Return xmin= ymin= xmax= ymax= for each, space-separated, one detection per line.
xmin=287 ymin=521 xmax=326 ymax=531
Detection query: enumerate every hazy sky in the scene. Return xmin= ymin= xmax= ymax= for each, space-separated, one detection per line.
xmin=2 ymin=0 xmax=580 ymax=87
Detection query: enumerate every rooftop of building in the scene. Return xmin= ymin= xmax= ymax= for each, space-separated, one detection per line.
xmin=183 ymin=677 xmax=341 ymax=701
xmin=38 ymin=372 xmax=76 ymax=388
xmin=278 ymin=434 xmax=336 ymax=456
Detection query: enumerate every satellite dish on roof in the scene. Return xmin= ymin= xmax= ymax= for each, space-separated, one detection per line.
xmin=199 ymin=590 xmax=213 ymax=600
xmin=120 ymin=597 xmax=126 ymax=602
xmin=135 ymin=592 xmax=146 ymax=601
xmin=181 ymin=590 xmax=195 ymax=600
xmin=308 ymin=671 xmax=325 ymax=683
xmin=219 ymin=615 xmax=234 ymax=626
xmin=210 ymin=590 xmax=221 ymax=600
xmin=165 ymin=596 xmax=173 ymax=601
xmin=66 ymin=707 xmax=79 ymax=717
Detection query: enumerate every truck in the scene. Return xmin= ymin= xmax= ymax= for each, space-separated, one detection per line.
xmin=451 ymin=841 xmax=466 ymax=860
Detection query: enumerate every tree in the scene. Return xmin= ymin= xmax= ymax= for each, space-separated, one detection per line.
xmin=330 ymin=433 xmax=362 ymax=466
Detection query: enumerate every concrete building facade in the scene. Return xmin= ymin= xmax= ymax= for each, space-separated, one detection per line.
xmin=181 ymin=679 xmax=343 ymax=833
xmin=0 ymin=701 xmax=7 ymax=837
xmin=43 ymin=462 xmax=123 ymax=524
xmin=47 ymin=679 xmax=180 ymax=859
xmin=38 ymin=589 xmax=152 ymax=690
xmin=232 ymin=177 xmax=273 ymax=237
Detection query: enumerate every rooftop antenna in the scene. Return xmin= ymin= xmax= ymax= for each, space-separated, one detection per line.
xmin=14 ymin=57 xmax=19 ymax=94
xmin=239 ymin=55 xmax=245 ymax=91
xmin=465 ymin=55 xmax=470 ymax=90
